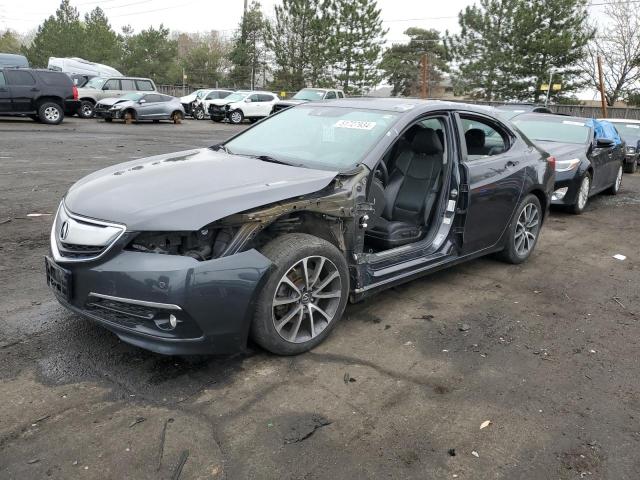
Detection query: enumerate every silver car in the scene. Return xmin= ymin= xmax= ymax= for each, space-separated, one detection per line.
xmin=94 ymin=93 xmax=185 ymax=124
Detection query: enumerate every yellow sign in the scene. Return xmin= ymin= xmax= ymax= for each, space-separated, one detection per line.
xmin=280 ymin=91 xmax=287 ymax=98
xmin=541 ymin=83 xmax=562 ymax=91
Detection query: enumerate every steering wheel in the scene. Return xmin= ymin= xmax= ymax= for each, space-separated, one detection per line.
xmin=374 ymin=161 xmax=389 ymax=186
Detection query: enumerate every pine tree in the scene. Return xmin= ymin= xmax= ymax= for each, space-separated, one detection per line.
xmin=266 ymin=0 xmax=334 ymax=91
xmin=331 ymin=0 xmax=387 ymax=94
xmin=82 ymin=7 xmax=122 ymax=67
xmin=380 ymin=28 xmax=448 ymax=97
xmin=24 ymin=0 xmax=85 ymax=67
xmin=121 ymin=25 xmax=179 ymax=84
xmin=0 ymin=30 xmax=22 ymax=54
xmin=229 ymin=1 xmax=268 ymax=89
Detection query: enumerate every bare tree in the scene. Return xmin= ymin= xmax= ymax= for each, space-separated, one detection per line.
xmin=582 ymin=0 xmax=640 ymax=105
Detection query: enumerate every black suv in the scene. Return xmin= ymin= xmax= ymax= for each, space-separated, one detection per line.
xmin=0 ymin=68 xmax=79 ymax=125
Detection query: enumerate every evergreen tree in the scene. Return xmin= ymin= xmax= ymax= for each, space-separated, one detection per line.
xmin=379 ymin=28 xmax=448 ymax=97
xmin=178 ymin=32 xmax=230 ymax=86
xmin=331 ymin=0 xmax=387 ymax=94
xmin=0 ymin=30 xmax=22 ymax=54
xmin=449 ymin=0 xmax=592 ymax=101
xmin=24 ymin=0 xmax=85 ymax=67
xmin=229 ymin=1 xmax=268 ymax=89
xmin=83 ymin=7 xmax=122 ymax=67
xmin=121 ymin=25 xmax=179 ymax=84
xmin=266 ymin=0 xmax=334 ymax=91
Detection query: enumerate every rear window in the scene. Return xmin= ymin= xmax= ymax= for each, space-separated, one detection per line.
xmin=38 ymin=71 xmax=72 ymax=87
xmin=120 ymin=79 xmax=136 ymax=90
xmin=135 ymin=79 xmax=154 ymax=91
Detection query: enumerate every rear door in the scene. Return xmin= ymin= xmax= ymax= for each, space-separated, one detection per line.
xmin=0 ymin=71 xmax=10 ymax=113
xmin=137 ymin=94 xmax=162 ymax=119
xmin=119 ymin=78 xmax=137 ymax=94
xmin=456 ymin=113 xmax=526 ymax=253
xmin=100 ymin=78 xmax=121 ymax=100
xmin=5 ymin=70 xmax=38 ymax=112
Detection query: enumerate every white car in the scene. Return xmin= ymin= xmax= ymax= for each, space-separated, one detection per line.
xmin=194 ymin=89 xmax=234 ymax=119
xmin=209 ymin=90 xmax=280 ymax=124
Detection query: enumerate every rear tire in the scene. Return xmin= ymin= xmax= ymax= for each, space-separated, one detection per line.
xmin=38 ymin=102 xmax=64 ymax=125
xmin=497 ymin=193 xmax=542 ymax=265
xmin=104 ymin=118 xmax=112 ymax=123
xmin=251 ymin=233 xmax=349 ymax=355
xmin=124 ymin=110 xmax=135 ymax=124
xmin=78 ymin=100 xmax=95 ymax=119
xmin=605 ymin=164 xmax=623 ymax=195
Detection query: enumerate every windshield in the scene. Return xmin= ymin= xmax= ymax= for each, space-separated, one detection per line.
xmin=225 ymin=105 xmax=399 ymax=171
xmin=496 ymin=109 xmax=527 ymax=120
xmin=293 ymin=89 xmax=326 ymax=101
xmin=85 ymin=77 xmax=106 ymax=89
xmin=224 ymin=92 xmax=249 ymax=103
xmin=196 ymin=90 xmax=209 ymax=99
xmin=513 ymin=118 xmax=590 ymax=144
xmin=120 ymin=93 xmax=144 ymax=101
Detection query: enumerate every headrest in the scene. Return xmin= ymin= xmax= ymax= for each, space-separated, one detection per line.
xmin=411 ymin=128 xmax=443 ymax=155
xmin=465 ymin=128 xmax=485 ymax=148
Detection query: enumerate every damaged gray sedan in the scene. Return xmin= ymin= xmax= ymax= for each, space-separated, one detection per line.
xmin=46 ymin=99 xmax=554 ymax=355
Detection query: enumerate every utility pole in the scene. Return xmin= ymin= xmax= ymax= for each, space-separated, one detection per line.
xmin=544 ymin=69 xmax=554 ymax=107
xmin=420 ymin=54 xmax=428 ymax=99
xmin=597 ymin=55 xmax=608 ymax=118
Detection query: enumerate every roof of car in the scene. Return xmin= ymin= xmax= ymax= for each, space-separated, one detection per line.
xmin=601 ymin=118 xmax=640 ymax=123
xmin=306 ymin=97 xmax=500 ymax=115
xmin=511 ymin=112 xmax=590 ymax=125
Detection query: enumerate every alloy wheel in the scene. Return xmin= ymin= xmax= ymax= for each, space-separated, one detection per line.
xmin=514 ymin=202 xmax=540 ymax=257
xmin=272 ymin=256 xmax=342 ymax=344
xmin=81 ymin=103 xmax=93 ymax=117
xmin=230 ymin=111 xmax=242 ymax=124
xmin=577 ymin=176 xmax=590 ymax=210
xmin=614 ymin=166 xmax=622 ymax=191
xmin=44 ymin=106 xmax=60 ymax=122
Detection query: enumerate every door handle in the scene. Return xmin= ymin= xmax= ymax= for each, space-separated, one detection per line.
xmin=30 ymin=88 xmax=40 ymax=92
xmin=506 ymin=160 xmax=519 ymax=168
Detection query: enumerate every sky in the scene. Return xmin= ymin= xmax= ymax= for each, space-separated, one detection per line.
xmin=0 ymin=0 xmax=472 ymax=40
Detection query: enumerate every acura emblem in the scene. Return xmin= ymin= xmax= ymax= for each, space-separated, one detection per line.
xmin=60 ymin=221 xmax=69 ymax=240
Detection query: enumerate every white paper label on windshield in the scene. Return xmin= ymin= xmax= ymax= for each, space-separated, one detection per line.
xmin=626 ymin=124 xmax=640 ymax=129
xmin=335 ymin=120 xmax=377 ymax=130
xmin=563 ymin=120 xmax=585 ymax=127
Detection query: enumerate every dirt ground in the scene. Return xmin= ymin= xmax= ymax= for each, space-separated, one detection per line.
xmin=1 ymin=116 xmax=639 ymax=480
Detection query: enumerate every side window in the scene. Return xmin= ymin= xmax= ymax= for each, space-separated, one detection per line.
xmin=5 ymin=70 xmax=36 ymax=86
xmin=144 ymin=94 xmax=161 ymax=103
xmin=103 ymin=79 xmax=120 ymax=90
xmin=120 ymin=79 xmax=136 ymax=90
xmin=248 ymin=94 xmax=260 ymax=102
xmin=220 ymin=91 xmax=232 ymax=98
xmin=460 ymin=116 xmax=510 ymax=160
xmin=205 ymin=92 xmax=216 ymax=100
xmin=0 ymin=72 xmax=5 ymax=86
xmin=257 ymin=94 xmax=273 ymax=102
xmin=135 ymin=80 xmax=154 ymax=91
xmin=325 ymin=91 xmax=337 ymax=100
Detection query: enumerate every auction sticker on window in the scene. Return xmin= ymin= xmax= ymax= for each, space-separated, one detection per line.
xmin=562 ymin=120 xmax=585 ymax=127
xmin=334 ymin=120 xmax=377 ymax=130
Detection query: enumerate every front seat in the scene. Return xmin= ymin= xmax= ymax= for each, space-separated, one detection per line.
xmin=465 ymin=128 xmax=486 ymax=155
xmin=365 ymin=128 xmax=444 ymax=250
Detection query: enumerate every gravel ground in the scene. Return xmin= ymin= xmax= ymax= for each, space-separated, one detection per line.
xmin=1 ymin=117 xmax=639 ymax=480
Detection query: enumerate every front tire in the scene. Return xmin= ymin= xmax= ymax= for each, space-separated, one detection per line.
xmin=38 ymin=102 xmax=64 ymax=125
xmin=172 ymin=111 xmax=183 ymax=124
xmin=498 ymin=193 xmax=542 ymax=265
xmin=251 ymin=233 xmax=349 ymax=355
xmin=229 ymin=109 xmax=244 ymax=124
xmin=570 ymin=174 xmax=591 ymax=214
xmin=624 ymin=159 xmax=637 ymax=174
xmin=605 ymin=165 xmax=623 ymax=195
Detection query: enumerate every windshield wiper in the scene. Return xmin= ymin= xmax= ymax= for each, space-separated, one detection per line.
xmin=252 ymin=155 xmax=300 ymax=166
xmin=210 ymin=143 xmax=228 ymax=153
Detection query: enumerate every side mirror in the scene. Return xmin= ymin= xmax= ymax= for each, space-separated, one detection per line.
xmin=139 ymin=99 xmax=146 ymax=104
xmin=244 ymin=98 xmax=252 ymax=103
xmin=596 ymin=138 xmax=614 ymax=148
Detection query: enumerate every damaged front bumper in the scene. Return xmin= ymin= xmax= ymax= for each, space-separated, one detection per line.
xmin=47 ymin=247 xmax=272 ymax=355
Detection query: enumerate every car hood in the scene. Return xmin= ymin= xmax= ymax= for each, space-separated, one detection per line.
xmin=97 ymin=97 xmax=134 ymax=108
xmin=209 ymin=98 xmax=238 ymax=106
xmin=536 ymin=141 xmax=586 ymax=159
xmin=64 ymin=148 xmax=338 ymax=231
xmin=277 ymin=99 xmax=307 ymax=107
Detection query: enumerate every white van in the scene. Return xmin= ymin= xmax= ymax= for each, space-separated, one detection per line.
xmin=48 ymin=57 xmax=122 ymax=78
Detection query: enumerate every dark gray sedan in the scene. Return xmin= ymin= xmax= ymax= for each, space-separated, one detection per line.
xmin=94 ymin=92 xmax=185 ymax=123
xmin=46 ymin=99 xmax=554 ymax=356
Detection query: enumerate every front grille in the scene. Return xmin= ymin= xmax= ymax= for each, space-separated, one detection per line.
xmin=51 ymin=203 xmax=126 ymax=263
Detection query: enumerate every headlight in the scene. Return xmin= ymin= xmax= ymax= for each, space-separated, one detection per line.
xmin=110 ymin=106 xmax=121 ymax=110
xmin=555 ymin=158 xmax=580 ymax=172
xmin=552 ymin=187 xmax=568 ymax=200
xmin=626 ymin=146 xmax=636 ymax=153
